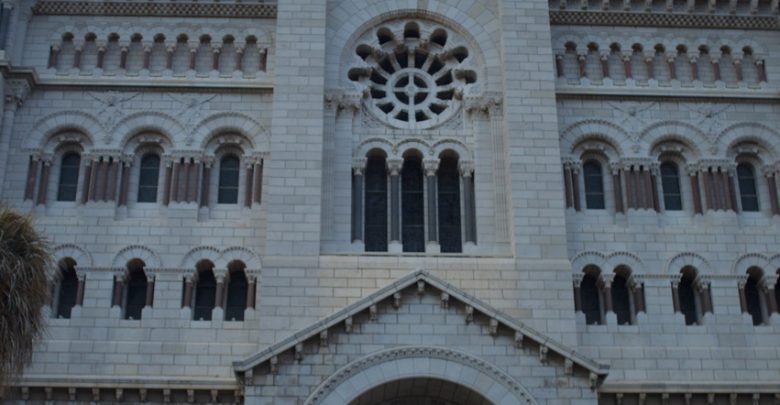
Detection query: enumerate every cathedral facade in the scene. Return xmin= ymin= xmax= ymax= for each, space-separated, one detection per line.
xmin=1 ymin=0 xmax=779 ymax=403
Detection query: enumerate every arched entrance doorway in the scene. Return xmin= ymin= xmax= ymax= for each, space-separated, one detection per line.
xmin=348 ymin=377 xmax=493 ymax=405
xmin=304 ymin=346 xmax=537 ymax=405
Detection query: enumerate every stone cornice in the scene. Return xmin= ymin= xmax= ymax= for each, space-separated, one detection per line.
xmin=550 ymin=11 xmax=780 ymax=30
xmin=33 ymin=1 xmax=277 ymax=19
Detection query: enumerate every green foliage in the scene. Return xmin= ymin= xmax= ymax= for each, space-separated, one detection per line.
xmin=0 ymin=207 xmax=50 ymax=389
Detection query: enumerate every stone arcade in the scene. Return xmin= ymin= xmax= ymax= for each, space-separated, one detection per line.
xmin=0 ymin=0 xmax=779 ymax=404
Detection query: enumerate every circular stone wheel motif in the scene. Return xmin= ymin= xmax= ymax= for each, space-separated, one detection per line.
xmin=349 ymin=22 xmax=477 ymax=130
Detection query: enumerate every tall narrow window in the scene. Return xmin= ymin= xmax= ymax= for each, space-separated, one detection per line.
xmin=57 ymin=153 xmax=80 ymax=201
xmin=583 ymin=160 xmax=605 ymax=209
xmin=660 ymin=162 xmax=682 ymax=211
xmin=124 ymin=265 xmax=147 ymax=320
xmin=225 ymin=261 xmax=248 ymax=321
xmin=744 ymin=271 xmax=765 ymax=325
xmin=364 ymin=154 xmax=388 ymax=252
xmin=612 ymin=272 xmax=632 ymax=325
xmin=218 ymin=154 xmax=240 ymax=204
xmin=437 ymin=154 xmax=461 ymax=253
xmin=678 ymin=270 xmax=698 ymax=325
xmin=137 ymin=154 xmax=160 ymax=202
xmin=56 ymin=259 xmax=78 ymax=319
xmin=737 ymin=163 xmax=759 ymax=211
xmin=194 ymin=264 xmax=216 ymax=321
xmin=581 ymin=268 xmax=603 ymax=325
xmin=402 ymin=155 xmax=424 ymax=252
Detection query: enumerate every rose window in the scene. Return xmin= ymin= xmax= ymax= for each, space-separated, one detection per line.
xmin=348 ymin=21 xmax=477 ymax=130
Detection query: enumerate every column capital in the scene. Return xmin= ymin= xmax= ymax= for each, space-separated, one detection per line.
xmin=352 ymin=157 xmax=367 ymax=175
xmin=458 ymin=160 xmax=475 ymax=177
xmin=423 ymin=158 xmax=439 ymax=177
xmin=386 ymin=158 xmax=403 ymax=175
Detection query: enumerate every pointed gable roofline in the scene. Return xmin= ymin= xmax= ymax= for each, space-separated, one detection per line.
xmin=233 ymin=269 xmax=609 ymax=382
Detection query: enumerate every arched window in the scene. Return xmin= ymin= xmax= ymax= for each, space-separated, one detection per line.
xmin=225 ymin=261 xmax=248 ymax=321
xmin=737 ymin=163 xmax=759 ymax=211
xmin=437 ymin=154 xmax=461 ymax=253
xmin=678 ymin=268 xmax=699 ymax=325
xmin=583 ymin=160 xmax=605 ymax=209
xmin=55 ymin=258 xmax=79 ymax=319
xmin=218 ymin=154 xmax=240 ymax=204
xmin=364 ymin=153 xmax=388 ymax=252
xmin=57 ymin=153 xmax=81 ymax=201
xmin=124 ymin=261 xmax=148 ymax=320
xmin=580 ymin=267 xmax=603 ymax=325
xmin=611 ymin=271 xmax=632 ymax=325
xmin=660 ymin=162 xmax=682 ymax=211
xmin=137 ymin=154 xmax=160 ymax=202
xmin=402 ymin=154 xmax=424 ymax=252
xmin=743 ymin=268 xmax=766 ymax=326
xmin=193 ymin=261 xmax=216 ymax=321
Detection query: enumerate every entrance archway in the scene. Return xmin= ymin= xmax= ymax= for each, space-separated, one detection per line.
xmin=304 ymin=346 xmax=537 ymax=405
xmin=348 ymin=377 xmax=493 ymax=405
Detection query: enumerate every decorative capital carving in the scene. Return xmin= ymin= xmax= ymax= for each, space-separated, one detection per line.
xmin=352 ymin=158 xmax=367 ymax=175
xmin=423 ymin=158 xmax=439 ymax=177
xmin=386 ymin=158 xmax=403 ymax=175
xmin=463 ymin=92 xmax=503 ymax=115
xmin=5 ymin=79 xmax=31 ymax=111
xmin=458 ymin=160 xmax=475 ymax=177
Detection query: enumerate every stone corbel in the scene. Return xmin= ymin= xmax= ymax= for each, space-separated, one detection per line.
xmin=440 ymin=292 xmax=449 ymax=308
xmin=344 ymin=316 xmax=353 ymax=333
xmin=294 ymin=343 xmax=303 ymax=362
xmin=565 ymin=358 xmax=574 ymax=375
xmin=539 ymin=344 xmax=548 ymax=363
xmin=417 ymin=280 xmax=425 ymax=295
xmin=488 ymin=318 xmax=498 ymax=336
xmin=4 ymin=79 xmax=31 ymax=111
xmin=514 ymin=331 xmax=524 ymax=348
xmin=369 ymin=304 xmax=377 ymax=320
xmin=319 ymin=330 xmax=328 ymax=347
xmin=464 ymin=305 xmax=474 ymax=324
xmin=392 ymin=292 xmax=401 ymax=309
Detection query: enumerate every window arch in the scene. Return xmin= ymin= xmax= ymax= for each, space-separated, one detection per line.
xmin=583 ymin=160 xmax=605 ymax=209
xmin=225 ymin=260 xmax=248 ymax=321
xmin=401 ymin=153 xmax=425 ymax=252
xmin=218 ymin=154 xmax=240 ymax=204
xmin=124 ymin=260 xmax=148 ymax=320
xmin=57 ymin=153 xmax=81 ymax=201
xmin=737 ymin=163 xmax=759 ymax=211
xmin=193 ymin=260 xmax=217 ymax=321
xmin=742 ymin=267 xmax=767 ymax=325
xmin=660 ymin=161 xmax=682 ymax=211
xmin=137 ymin=153 xmax=161 ymax=203
xmin=55 ymin=258 xmax=79 ymax=319
xmin=437 ymin=153 xmax=461 ymax=253
xmin=580 ymin=266 xmax=603 ymax=325
xmin=611 ymin=268 xmax=633 ymax=325
xmin=364 ymin=152 xmax=388 ymax=252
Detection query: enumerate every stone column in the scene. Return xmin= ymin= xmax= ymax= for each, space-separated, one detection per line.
xmin=0 ymin=79 xmax=29 ymax=192
xmin=686 ymin=164 xmax=703 ymax=214
xmin=0 ymin=4 xmax=12 ymax=50
xmin=162 ymin=156 xmax=173 ymax=206
xmin=611 ymin=164 xmax=624 ymax=214
xmin=623 ymin=53 xmax=632 ymax=79
xmin=701 ymin=168 xmax=714 ymax=211
xmin=112 ymin=274 xmax=125 ymax=308
xmin=563 ymin=163 xmax=574 ymax=209
xmin=169 ymin=159 xmax=180 ymax=203
xmin=351 ymin=159 xmax=365 ymax=243
xmin=246 ymin=275 xmax=256 ymax=309
xmin=75 ymin=274 xmax=86 ymax=306
xmin=215 ymin=275 xmax=225 ymax=308
xmin=244 ymin=162 xmax=254 ymax=208
xmin=690 ymin=55 xmax=698 ymax=81
xmin=671 ymin=280 xmax=681 ymax=313
xmin=199 ymin=158 xmax=212 ymax=208
xmin=117 ymin=157 xmax=132 ymax=206
xmin=387 ymin=158 xmax=402 ymax=250
xmin=460 ymin=160 xmax=477 ymax=245
xmin=106 ymin=158 xmax=119 ymax=201
xmin=80 ymin=156 xmax=92 ymax=204
xmin=555 ymin=55 xmax=564 ymax=78
xmin=737 ymin=280 xmax=748 ymax=313
xmin=145 ymin=275 xmax=155 ymax=307
xmin=572 ymin=276 xmax=582 ymax=313
xmin=424 ymin=158 xmax=439 ymax=252
xmin=182 ymin=277 xmax=193 ymax=308
xmin=712 ymin=58 xmax=721 ymax=81
xmin=252 ymin=159 xmax=262 ymax=204
xmin=765 ymin=276 xmax=778 ymax=315
xmin=631 ymin=279 xmax=646 ymax=313
xmin=35 ymin=156 xmax=52 ymax=205
xmin=763 ymin=167 xmax=779 ymax=216
xmin=23 ymin=155 xmax=38 ymax=201
xmin=86 ymin=157 xmax=99 ymax=202
xmin=570 ymin=163 xmax=581 ymax=211
xmin=696 ymin=278 xmax=713 ymax=315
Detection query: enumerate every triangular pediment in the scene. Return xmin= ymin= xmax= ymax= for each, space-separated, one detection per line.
xmin=234 ymin=270 xmax=608 ymax=384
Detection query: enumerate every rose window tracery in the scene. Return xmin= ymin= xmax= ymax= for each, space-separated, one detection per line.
xmin=348 ymin=21 xmax=477 ymax=130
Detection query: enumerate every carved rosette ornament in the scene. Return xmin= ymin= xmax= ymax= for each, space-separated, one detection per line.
xmin=347 ymin=20 xmax=477 ymax=130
